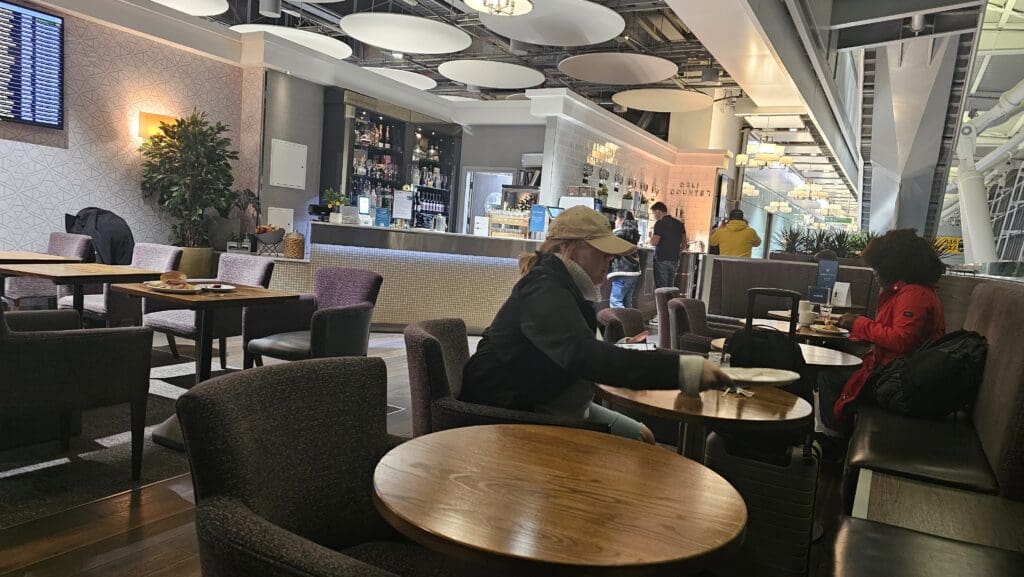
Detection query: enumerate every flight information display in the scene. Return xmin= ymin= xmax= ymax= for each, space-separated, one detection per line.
xmin=0 ymin=1 xmax=63 ymax=128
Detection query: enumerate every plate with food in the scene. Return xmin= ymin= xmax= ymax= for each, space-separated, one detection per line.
xmin=196 ymin=283 xmax=237 ymax=293
xmin=719 ymin=367 xmax=801 ymax=387
xmin=144 ymin=272 xmax=203 ymax=294
xmin=810 ymin=324 xmax=849 ymax=336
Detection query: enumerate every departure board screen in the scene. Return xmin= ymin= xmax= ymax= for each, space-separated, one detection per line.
xmin=0 ymin=1 xmax=63 ymax=128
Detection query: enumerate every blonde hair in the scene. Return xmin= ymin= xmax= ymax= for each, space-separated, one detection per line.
xmin=518 ymin=239 xmax=586 ymax=276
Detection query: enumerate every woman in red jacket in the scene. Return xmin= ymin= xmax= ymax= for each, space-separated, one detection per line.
xmin=819 ymin=229 xmax=946 ymax=432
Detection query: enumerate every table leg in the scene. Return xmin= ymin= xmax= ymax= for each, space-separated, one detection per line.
xmin=153 ymin=309 xmax=213 ymax=453
xmin=72 ymin=284 xmax=84 ymax=314
xmin=679 ymin=423 xmax=707 ymax=461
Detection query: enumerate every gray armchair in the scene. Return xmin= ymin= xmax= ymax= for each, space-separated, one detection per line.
xmin=243 ymin=267 xmax=382 ymax=368
xmin=0 ymin=307 xmax=153 ymax=479
xmin=597 ymin=307 xmax=645 ymax=343
xmin=3 ymin=232 xmax=94 ymax=310
xmin=57 ymin=242 xmax=183 ymax=326
xmin=667 ymin=297 xmax=735 ymax=353
xmin=177 ymin=358 xmax=476 ymax=577
xmin=144 ymin=254 xmax=274 ymax=369
xmin=404 ymin=319 xmax=606 ymax=437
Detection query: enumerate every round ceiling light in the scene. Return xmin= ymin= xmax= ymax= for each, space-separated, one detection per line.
xmin=339 ymin=13 xmax=471 ymax=55
xmin=479 ymin=0 xmax=624 ymax=47
xmin=150 ymin=0 xmax=228 ymax=16
xmin=464 ymin=0 xmax=533 ymax=16
xmin=558 ymin=52 xmax=678 ymax=85
xmin=230 ymin=24 xmax=352 ymax=59
xmin=438 ymin=60 xmax=544 ymax=89
xmin=364 ymin=67 xmax=437 ymax=91
xmin=612 ymin=89 xmax=712 ymax=113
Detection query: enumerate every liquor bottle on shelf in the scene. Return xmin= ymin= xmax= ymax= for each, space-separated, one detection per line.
xmin=383 ymin=126 xmax=390 ymax=150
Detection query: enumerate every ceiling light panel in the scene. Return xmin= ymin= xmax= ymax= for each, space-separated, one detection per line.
xmin=612 ymin=89 xmax=711 ymax=113
xmin=364 ymin=67 xmax=437 ymax=91
xmin=438 ymin=60 xmax=545 ymax=89
xmin=231 ymin=24 xmax=352 ymax=59
xmin=340 ymin=13 xmax=471 ymax=55
xmin=479 ymin=0 xmax=624 ymax=47
xmin=151 ymin=0 xmax=228 ymax=16
xmin=558 ymin=53 xmax=678 ymax=85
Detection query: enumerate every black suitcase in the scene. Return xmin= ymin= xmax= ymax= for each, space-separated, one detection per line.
xmin=704 ymin=432 xmax=821 ymax=577
xmin=725 ymin=288 xmax=805 ymax=373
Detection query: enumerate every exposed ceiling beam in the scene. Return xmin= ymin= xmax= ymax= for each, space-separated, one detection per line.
xmin=836 ymin=10 xmax=979 ymax=51
xmin=976 ymin=27 xmax=1024 ymax=54
xmin=829 ymin=0 xmax=983 ymax=30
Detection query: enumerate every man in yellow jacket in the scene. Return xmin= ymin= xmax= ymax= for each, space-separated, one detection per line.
xmin=710 ymin=209 xmax=762 ymax=257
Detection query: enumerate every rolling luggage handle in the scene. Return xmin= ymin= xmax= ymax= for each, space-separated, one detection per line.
xmin=745 ymin=287 xmax=802 ymax=338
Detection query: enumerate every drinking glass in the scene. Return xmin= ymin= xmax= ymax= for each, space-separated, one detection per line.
xmin=819 ymin=303 xmax=833 ymax=326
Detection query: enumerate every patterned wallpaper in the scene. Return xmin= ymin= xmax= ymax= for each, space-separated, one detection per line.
xmin=0 ymin=10 xmax=245 ymax=250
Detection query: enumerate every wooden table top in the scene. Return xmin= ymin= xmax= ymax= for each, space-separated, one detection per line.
xmin=597 ymin=385 xmax=813 ymax=432
xmin=749 ymin=317 xmax=850 ymax=341
xmin=111 ymin=283 xmax=299 ymax=309
xmin=0 ymin=263 xmax=162 ymax=283
xmin=0 ymin=251 xmax=81 ymax=264
xmin=711 ymin=338 xmax=862 ymax=368
xmin=373 ymin=425 xmax=747 ymax=575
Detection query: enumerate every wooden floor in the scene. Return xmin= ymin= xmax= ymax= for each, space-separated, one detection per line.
xmin=3 ymin=332 xmax=1022 ymax=576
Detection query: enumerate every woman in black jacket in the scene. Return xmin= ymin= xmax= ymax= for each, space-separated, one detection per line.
xmin=461 ymin=206 xmax=730 ymax=443
xmin=608 ymin=210 xmax=641 ymax=308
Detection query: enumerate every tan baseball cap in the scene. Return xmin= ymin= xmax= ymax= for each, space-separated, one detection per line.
xmin=546 ymin=206 xmax=636 ymax=256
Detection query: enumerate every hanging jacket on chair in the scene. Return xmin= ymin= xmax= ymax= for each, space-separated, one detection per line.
xmin=65 ymin=207 xmax=135 ymax=264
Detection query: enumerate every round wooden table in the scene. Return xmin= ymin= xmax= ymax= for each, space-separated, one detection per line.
xmin=373 ymin=425 xmax=748 ymax=576
xmin=710 ymin=338 xmax=862 ymax=368
xmin=597 ymin=385 xmax=813 ymax=459
xmin=748 ymin=317 xmax=850 ymax=343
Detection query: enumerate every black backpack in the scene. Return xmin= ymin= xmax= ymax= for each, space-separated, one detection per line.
xmin=726 ymin=288 xmax=806 ymax=374
xmin=868 ymin=330 xmax=988 ymax=419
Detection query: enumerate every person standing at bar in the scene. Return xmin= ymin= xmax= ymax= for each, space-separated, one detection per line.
xmin=649 ymin=202 xmax=685 ymax=290
xmin=608 ymin=210 xmax=641 ymax=308
xmin=709 ymin=208 xmax=761 ymax=257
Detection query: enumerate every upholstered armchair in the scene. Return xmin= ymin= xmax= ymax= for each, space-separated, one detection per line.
xmin=404 ymin=318 xmax=605 ymax=437
xmin=0 ymin=307 xmax=153 ymax=479
xmin=667 ymin=298 xmax=735 ymax=353
xmin=177 ymin=358 xmax=472 ymax=577
xmin=57 ymin=242 xmax=183 ymax=326
xmin=243 ymin=267 xmax=382 ymax=368
xmin=144 ymin=254 xmax=274 ymax=370
xmin=3 ymin=232 xmax=94 ymax=310
xmin=654 ymin=287 xmax=680 ymax=349
xmin=597 ymin=307 xmax=646 ymax=343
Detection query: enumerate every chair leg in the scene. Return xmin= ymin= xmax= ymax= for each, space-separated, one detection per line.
xmin=166 ymin=335 xmax=180 ymax=358
xmin=130 ymin=395 xmax=148 ymax=481
xmin=219 ymin=337 xmax=227 ymax=370
xmin=254 ymin=354 xmax=263 ymax=367
xmin=59 ymin=410 xmax=73 ymax=452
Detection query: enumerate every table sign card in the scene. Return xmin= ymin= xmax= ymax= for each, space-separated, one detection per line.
xmin=808 ymin=286 xmax=831 ymax=304
xmin=374 ymin=208 xmax=392 ymax=228
xmin=831 ymin=282 xmax=851 ymax=307
xmin=816 ymin=259 xmax=838 ymax=291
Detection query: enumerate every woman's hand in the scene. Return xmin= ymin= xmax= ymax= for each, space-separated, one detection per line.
xmin=838 ymin=313 xmax=860 ymax=330
xmin=700 ymin=360 xmax=733 ymax=391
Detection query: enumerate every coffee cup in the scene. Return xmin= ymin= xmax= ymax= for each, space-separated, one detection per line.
xmin=798 ymin=310 xmax=816 ymax=326
xmin=798 ymin=300 xmax=813 ymax=313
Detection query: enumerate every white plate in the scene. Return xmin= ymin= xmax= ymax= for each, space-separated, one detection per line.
xmin=719 ymin=367 xmax=801 ymax=387
xmin=144 ymin=281 xmax=203 ymax=294
xmin=196 ymin=283 xmax=237 ymax=293
xmin=810 ymin=324 xmax=849 ymax=336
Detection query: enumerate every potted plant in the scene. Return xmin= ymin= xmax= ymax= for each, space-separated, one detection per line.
xmin=140 ymin=109 xmax=239 ymax=277
xmin=323 ymin=187 xmax=358 ymax=224
xmin=774 ymin=225 xmax=806 ymax=253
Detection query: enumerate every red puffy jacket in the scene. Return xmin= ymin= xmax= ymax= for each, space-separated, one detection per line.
xmin=833 ymin=282 xmax=945 ymax=420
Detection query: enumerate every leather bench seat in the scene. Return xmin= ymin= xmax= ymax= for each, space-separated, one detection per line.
xmin=830 ymin=516 xmax=1024 ymax=577
xmin=847 ymin=406 xmax=999 ymax=494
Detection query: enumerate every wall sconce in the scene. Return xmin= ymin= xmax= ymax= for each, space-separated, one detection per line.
xmin=138 ymin=112 xmax=176 ymax=139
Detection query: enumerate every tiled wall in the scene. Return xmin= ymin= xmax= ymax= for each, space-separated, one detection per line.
xmin=541 ymin=117 xmax=671 ymax=208
xmin=270 ymin=244 xmax=522 ymax=333
xmin=0 ymin=10 xmax=245 ymax=250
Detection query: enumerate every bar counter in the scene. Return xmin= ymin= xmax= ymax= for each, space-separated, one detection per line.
xmin=269 ymin=222 xmax=656 ymax=334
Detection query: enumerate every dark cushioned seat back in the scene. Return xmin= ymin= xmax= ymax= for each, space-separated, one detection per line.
xmin=654 ymin=287 xmax=680 ymax=349
xmin=597 ymin=308 xmax=644 ymax=343
xmin=315 ymin=267 xmax=383 ymax=309
xmin=964 ymin=282 xmax=1024 ymax=500
xmin=177 ymin=358 xmax=397 ymax=549
xmin=709 ymin=257 xmax=877 ymax=318
xmin=404 ymin=319 xmax=470 ymax=437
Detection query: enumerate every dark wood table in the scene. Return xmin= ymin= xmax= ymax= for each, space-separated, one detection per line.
xmin=597 ymin=384 xmax=813 ymax=460
xmin=748 ymin=317 xmax=850 ymax=343
xmin=0 ymin=263 xmax=162 ymax=314
xmin=0 ymin=252 xmax=82 ymax=301
xmin=111 ymin=283 xmax=300 ymax=449
xmin=711 ymin=338 xmax=862 ymax=368
xmin=373 ymin=425 xmax=748 ymax=576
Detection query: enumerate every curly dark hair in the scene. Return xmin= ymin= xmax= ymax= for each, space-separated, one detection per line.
xmin=861 ymin=229 xmax=944 ymax=285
